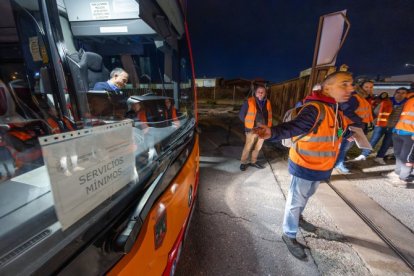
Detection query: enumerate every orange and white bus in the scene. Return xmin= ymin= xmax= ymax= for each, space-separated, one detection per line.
xmin=0 ymin=0 xmax=198 ymax=275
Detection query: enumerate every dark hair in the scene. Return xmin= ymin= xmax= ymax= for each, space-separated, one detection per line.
xmin=395 ymin=87 xmax=408 ymax=92
xmin=360 ymin=80 xmax=374 ymax=87
xmin=254 ymin=85 xmax=266 ymax=92
xmin=379 ymin=92 xmax=389 ymax=99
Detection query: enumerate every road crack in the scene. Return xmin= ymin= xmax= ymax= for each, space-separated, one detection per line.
xmin=198 ymin=209 xmax=252 ymax=223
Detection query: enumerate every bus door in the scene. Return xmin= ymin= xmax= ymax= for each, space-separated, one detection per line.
xmin=0 ymin=0 xmax=198 ymax=275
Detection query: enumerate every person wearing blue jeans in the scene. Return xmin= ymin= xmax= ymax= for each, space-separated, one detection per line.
xmin=254 ymin=72 xmax=354 ymax=260
xmin=335 ymin=139 xmax=354 ymax=173
xmin=360 ymin=126 xmax=393 ymax=161
xmin=354 ymin=88 xmax=408 ymax=164
xmin=334 ymin=88 xmax=367 ymax=173
xmin=283 ymin=176 xmax=319 ymax=238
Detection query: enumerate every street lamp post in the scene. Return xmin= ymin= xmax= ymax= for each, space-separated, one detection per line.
xmin=405 ymin=63 xmax=414 ymax=68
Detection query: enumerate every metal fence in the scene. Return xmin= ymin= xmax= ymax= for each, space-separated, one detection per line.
xmin=269 ymin=76 xmax=310 ymax=122
xmin=195 ymin=77 xmax=312 ymax=122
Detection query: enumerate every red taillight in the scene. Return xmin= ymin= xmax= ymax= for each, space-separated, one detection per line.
xmin=162 ymin=225 xmax=185 ymax=276
xmin=163 ymin=172 xmax=199 ymax=276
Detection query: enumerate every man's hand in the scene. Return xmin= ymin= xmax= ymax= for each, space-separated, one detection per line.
xmin=252 ymin=125 xmax=271 ymax=139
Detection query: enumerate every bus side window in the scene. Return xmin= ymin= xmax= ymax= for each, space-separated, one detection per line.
xmin=66 ymin=50 xmax=111 ymax=117
xmin=9 ymin=79 xmax=42 ymax=120
xmin=0 ymin=80 xmax=25 ymax=123
xmin=67 ymin=50 xmax=110 ymax=92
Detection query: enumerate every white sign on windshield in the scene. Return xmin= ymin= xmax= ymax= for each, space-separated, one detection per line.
xmin=90 ymin=1 xmax=111 ymax=20
xmin=39 ymin=120 xmax=135 ymax=230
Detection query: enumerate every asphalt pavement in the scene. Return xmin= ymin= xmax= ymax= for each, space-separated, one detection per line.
xmin=175 ymin=114 xmax=320 ymax=275
xmin=175 ymin=112 xmax=413 ymax=276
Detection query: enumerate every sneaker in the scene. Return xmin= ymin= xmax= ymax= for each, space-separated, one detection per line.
xmin=374 ymin=157 xmax=386 ymax=165
xmin=381 ymin=171 xmax=399 ymax=180
xmin=335 ymin=163 xmax=350 ymax=173
xmin=390 ymin=178 xmax=408 ymax=188
xmin=240 ymin=164 xmax=248 ymax=171
xmin=250 ymin=162 xmax=264 ymax=169
xmin=384 ymin=155 xmax=396 ymax=161
xmin=282 ymin=234 xmax=307 ymax=260
xmin=385 ymin=148 xmax=394 ymax=156
xmin=404 ymin=175 xmax=414 ymax=183
xmin=354 ymin=154 xmax=366 ymax=161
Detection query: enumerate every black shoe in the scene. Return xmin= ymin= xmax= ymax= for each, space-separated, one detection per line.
xmin=405 ymin=175 xmax=414 ymax=183
xmin=282 ymin=234 xmax=307 ymax=260
xmin=240 ymin=164 xmax=248 ymax=171
xmin=250 ymin=163 xmax=265 ymax=169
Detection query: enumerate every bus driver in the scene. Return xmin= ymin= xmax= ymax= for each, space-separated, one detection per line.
xmin=93 ymin=68 xmax=129 ymax=95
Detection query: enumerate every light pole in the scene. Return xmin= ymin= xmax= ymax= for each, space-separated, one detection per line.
xmin=405 ymin=63 xmax=414 ymax=68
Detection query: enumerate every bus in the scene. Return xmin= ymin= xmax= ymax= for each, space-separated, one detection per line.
xmin=0 ymin=0 xmax=199 ymax=275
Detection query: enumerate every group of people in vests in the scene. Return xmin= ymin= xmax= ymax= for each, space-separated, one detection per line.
xmin=333 ymin=80 xmax=414 ymax=188
xmin=239 ymin=72 xmax=414 ymax=260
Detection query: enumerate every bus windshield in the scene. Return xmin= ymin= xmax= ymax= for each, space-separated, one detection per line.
xmin=0 ymin=0 xmax=195 ymax=273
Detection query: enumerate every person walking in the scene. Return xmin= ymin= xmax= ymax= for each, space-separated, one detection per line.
xmin=335 ymin=81 xmax=373 ymax=172
xmin=239 ymin=85 xmax=273 ymax=171
xmin=383 ymin=91 xmax=414 ymax=187
xmin=354 ymin=88 xmax=408 ymax=164
xmin=254 ymin=71 xmax=354 ymax=260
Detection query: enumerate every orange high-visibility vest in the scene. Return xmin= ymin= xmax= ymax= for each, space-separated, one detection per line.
xmin=165 ymin=108 xmax=178 ymax=122
xmin=375 ymin=99 xmax=393 ymax=127
xmin=395 ymin=97 xmax=414 ymax=133
xmin=9 ymin=130 xmax=35 ymax=141
xmin=46 ymin=117 xmax=61 ymax=134
xmin=354 ymin=94 xmax=373 ymax=123
xmin=62 ymin=116 xmax=75 ymax=131
xmin=244 ymin=97 xmax=272 ymax=129
xmin=137 ymin=110 xmax=148 ymax=128
xmin=289 ymin=102 xmax=346 ymax=171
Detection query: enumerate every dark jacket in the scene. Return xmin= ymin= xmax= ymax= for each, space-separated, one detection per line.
xmin=339 ymin=92 xmax=364 ymax=128
xmin=93 ymin=81 xmax=122 ymax=95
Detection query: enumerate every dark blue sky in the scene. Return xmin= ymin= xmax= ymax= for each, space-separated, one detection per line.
xmin=187 ymin=0 xmax=414 ymax=83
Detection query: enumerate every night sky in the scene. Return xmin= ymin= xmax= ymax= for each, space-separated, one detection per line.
xmin=187 ymin=0 xmax=414 ymax=83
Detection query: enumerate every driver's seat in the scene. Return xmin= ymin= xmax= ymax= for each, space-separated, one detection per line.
xmin=0 ymin=79 xmax=26 ymax=124
xmin=67 ymin=50 xmax=109 ymax=91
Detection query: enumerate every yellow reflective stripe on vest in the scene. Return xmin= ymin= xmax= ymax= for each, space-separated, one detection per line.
xmin=266 ymin=100 xmax=273 ymax=127
xmin=401 ymin=111 xmax=414 ymax=116
xmin=306 ymin=136 xmax=338 ymax=142
xmin=356 ymin=106 xmax=370 ymax=111
xmin=400 ymin=119 xmax=414 ymax=126
xmin=359 ymin=113 xmax=371 ymax=117
xmin=297 ymin=148 xmax=337 ymax=157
